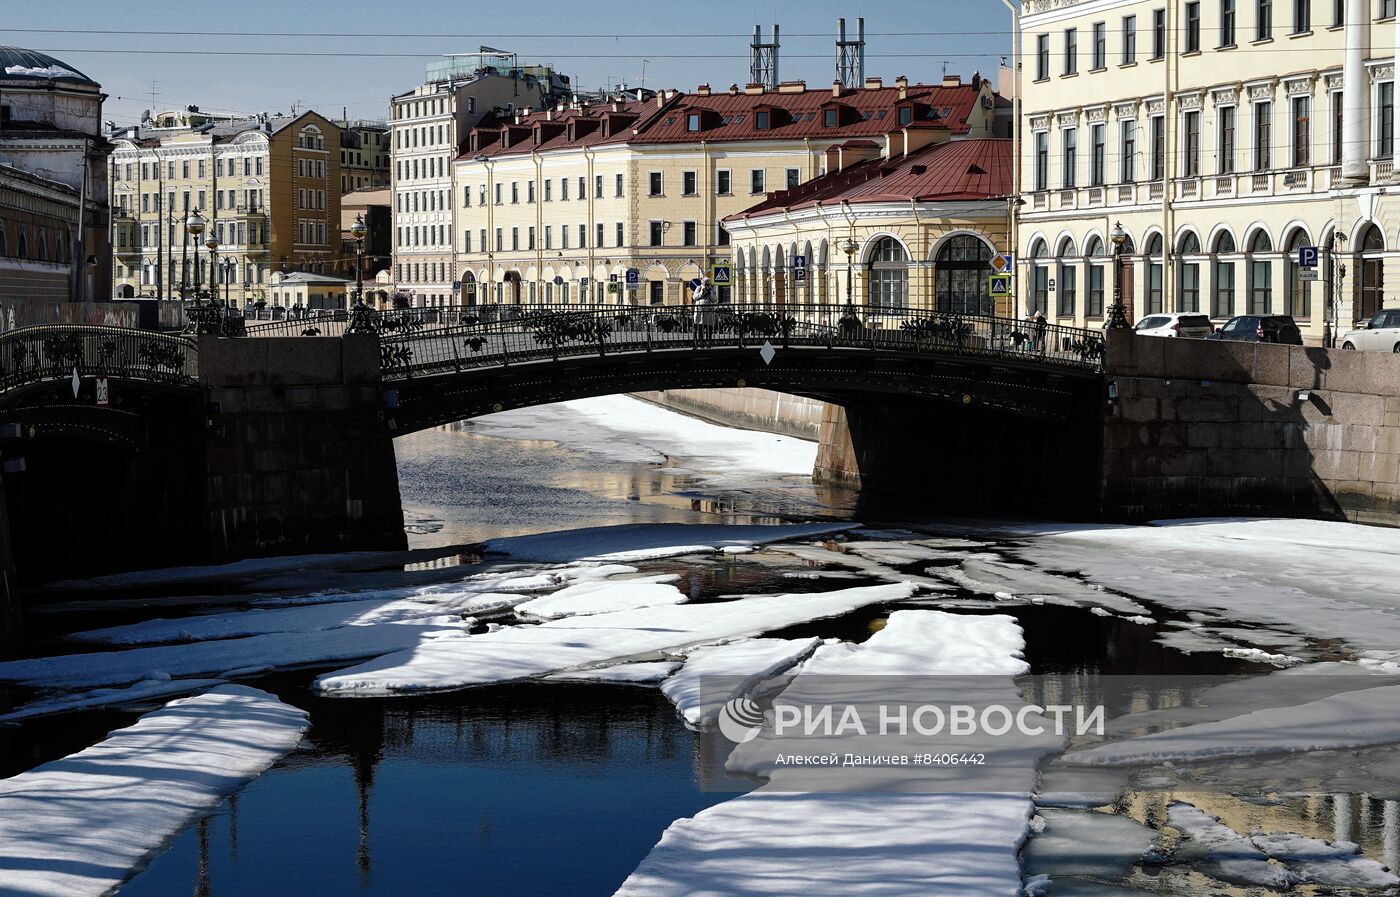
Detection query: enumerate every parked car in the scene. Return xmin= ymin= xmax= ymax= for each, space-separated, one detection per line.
xmin=1339 ymin=309 xmax=1400 ymax=352
xmin=1133 ymin=313 xmax=1214 ymax=338
xmin=1206 ymin=314 xmax=1304 ymax=345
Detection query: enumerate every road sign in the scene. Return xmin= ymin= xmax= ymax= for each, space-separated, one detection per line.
xmin=1299 ymin=245 xmax=1320 ymax=268
xmin=452 ymin=280 xmax=462 ymax=290
xmin=609 ymin=274 xmax=618 ymax=283
xmin=793 ymin=254 xmax=807 ymax=282
xmin=95 ymin=377 xmax=109 ymax=407
xmin=988 ymin=274 xmax=1013 ymax=297
xmin=626 ymin=268 xmax=640 ymax=287
xmin=711 ymin=264 xmax=732 ymax=286
xmin=1299 ymin=268 xmax=1320 ymax=281
xmin=580 ymin=277 xmax=589 ymax=288
xmin=992 ymin=252 xmax=1014 ymax=273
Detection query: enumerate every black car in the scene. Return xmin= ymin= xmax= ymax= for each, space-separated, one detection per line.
xmin=1206 ymin=314 xmax=1303 ymax=345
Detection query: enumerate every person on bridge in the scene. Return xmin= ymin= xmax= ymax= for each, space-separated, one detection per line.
xmin=693 ymin=276 xmax=717 ymax=344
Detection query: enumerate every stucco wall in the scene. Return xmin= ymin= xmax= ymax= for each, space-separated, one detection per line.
xmin=633 ymin=387 xmax=825 ymax=440
xmin=1102 ymin=335 xmax=1400 ymax=525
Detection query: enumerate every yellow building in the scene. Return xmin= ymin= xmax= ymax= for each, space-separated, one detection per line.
xmin=448 ymin=75 xmax=1007 ymax=308
xmin=1018 ymin=0 xmax=1400 ymax=345
xmin=338 ymin=119 xmax=389 ymax=193
xmin=268 ymin=270 xmax=351 ymax=310
xmin=724 ymin=138 xmax=1014 ymax=314
xmin=107 ymin=110 xmax=342 ymax=305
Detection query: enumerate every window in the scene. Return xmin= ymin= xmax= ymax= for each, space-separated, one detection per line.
xmin=616 ymin=173 xmax=624 ymax=197
xmin=934 ymin=235 xmax=993 ymax=314
xmin=616 ymin=222 xmax=624 ymax=246
xmin=578 ymin=224 xmax=586 ymax=247
xmin=899 ymin=106 xmax=913 ymax=125
xmin=751 ymin=169 xmax=766 ymax=193
xmin=1292 ymin=95 xmax=1310 ymax=167
xmin=687 ymin=113 xmax=701 ymax=131
xmin=649 ymin=280 xmax=665 ymax=304
xmin=649 ymin=221 xmax=663 ymax=246
xmin=595 ymin=175 xmax=603 ymax=199
xmin=1036 ymin=34 xmax=1050 ymax=80
xmin=561 ymin=178 xmax=569 ymax=201
xmin=786 ymin=168 xmax=800 ymax=189
xmin=1254 ymin=102 xmax=1272 ymax=170
xmin=1121 ymin=120 xmax=1137 ymax=182
xmin=1285 ymin=229 xmax=1311 ymax=318
xmin=544 ymin=226 xmax=552 ymax=249
xmin=683 ymin=171 xmax=697 ymax=195
xmin=717 ymin=223 xmax=730 ymax=246
xmin=495 ymin=228 xmax=502 ymax=252
xmin=1186 ymin=2 xmax=1202 ymax=49
xmin=1086 ymin=237 xmax=1106 ymax=317
xmin=1035 ymin=131 xmax=1050 ymax=190
xmin=578 ymin=177 xmax=585 ymax=198
xmin=596 ymin=223 xmax=603 ymax=247
xmin=755 ymin=110 xmax=770 ymax=130
xmin=682 ymin=221 xmax=697 ymax=246
xmin=716 ymin=170 xmax=731 ymax=194
xmin=1057 ymin=240 xmax=1078 ymax=316
xmin=1294 ymin=0 xmax=1310 ymax=31
xmin=1091 ymin=123 xmax=1106 ymax=185
xmin=1152 ymin=8 xmax=1166 ymax=57
xmin=511 ymin=182 xmax=519 ymax=204
xmin=494 ymin=183 xmax=502 ymax=205
xmin=1219 ymin=106 xmax=1237 ymax=173
xmin=1333 ymin=0 xmax=1344 ymax=24
xmin=1031 ymin=239 xmax=1050 ymax=314
xmin=649 ymin=172 xmax=663 ymax=195
xmin=1179 ymin=232 xmax=1202 ymax=312
xmin=868 ymin=236 xmax=910 ymax=309
xmin=1064 ymin=28 xmax=1078 ymax=75
xmin=1092 ymin=22 xmax=1107 ymax=68
xmin=528 ymin=181 xmax=536 ymax=203
xmin=1332 ymin=90 xmax=1345 ymax=162
xmin=1146 ymin=233 xmax=1164 ymax=314
xmin=1384 ymin=0 xmax=1396 ymax=16
xmin=1184 ymin=110 xmax=1201 ymax=175
xmin=1151 ymin=115 xmax=1165 ymax=179
xmin=1062 ymin=127 xmax=1077 ymax=187
xmin=1257 ymin=0 xmax=1273 ymax=39
xmin=1248 ymin=229 xmax=1273 ymax=313
xmin=824 ymin=108 xmax=839 ymax=127
xmin=1222 ymin=0 xmax=1238 ymax=44
xmin=1380 ymin=81 xmax=1395 ymax=159
xmin=1123 ymin=15 xmax=1138 ymax=62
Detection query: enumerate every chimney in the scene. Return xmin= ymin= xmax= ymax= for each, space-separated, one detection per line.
xmin=729 ymin=84 xmax=741 ymax=96
xmin=744 ymin=83 xmax=766 ymax=95
xmin=832 ymin=80 xmax=843 ymax=98
xmin=776 ymin=80 xmax=806 ymax=94
xmin=943 ymin=74 xmax=962 ymax=87
xmin=896 ymin=75 xmax=909 ymax=100
xmin=697 ymin=84 xmax=711 ymax=96
xmin=863 ymin=76 xmax=883 ymax=90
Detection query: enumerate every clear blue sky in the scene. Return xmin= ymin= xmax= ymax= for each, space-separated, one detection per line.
xmin=9 ymin=0 xmax=1013 ymax=128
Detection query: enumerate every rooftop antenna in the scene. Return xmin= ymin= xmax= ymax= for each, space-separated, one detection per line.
xmin=750 ymin=24 xmax=779 ymax=90
xmin=640 ymin=59 xmax=649 ymax=91
xmin=836 ymin=18 xmax=865 ymax=90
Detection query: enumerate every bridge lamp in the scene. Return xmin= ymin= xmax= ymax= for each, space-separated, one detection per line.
xmin=351 ymin=214 xmax=368 ymax=311
xmin=204 ymin=230 xmax=219 ymax=308
xmin=840 ymin=238 xmax=859 ymax=309
xmin=186 ymin=212 xmax=207 ymax=304
xmin=1107 ymin=221 xmax=1130 ymax=330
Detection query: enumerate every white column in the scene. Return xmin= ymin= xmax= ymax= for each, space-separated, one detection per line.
xmin=1342 ymin=0 xmax=1369 ymax=181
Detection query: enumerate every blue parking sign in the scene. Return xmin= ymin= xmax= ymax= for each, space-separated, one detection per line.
xmin=793 ymin=254 xmax=807 ymax=282
xmin=1298 ymin=245 xmax=1319 ymax=268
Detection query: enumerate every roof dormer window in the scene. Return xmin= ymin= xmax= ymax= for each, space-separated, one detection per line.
xmin=687 ymin=113 xmax=701 ymax=131
xmin=824 ymin=109 xmax=839 ymax=127
xmin=755 ymin=110 xmax=770 ymax=130
xmin=898 ymin=107 xmax=913 ymax=126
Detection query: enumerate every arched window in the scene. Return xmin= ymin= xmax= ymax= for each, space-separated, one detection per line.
xmin=1178 ymin=232 xmax=1202 ymax=313
xmin=1248 ymin=230 xmax=1273 ymax=314
xmin=0 ymin=223 xmax=6 ymax=257
xmin=1085 ymin=236 xmax=1106 ymax=318
xmin=1056 ymin=237 xmax=1077 ymax=317
xmin=1144 ymin=233 xmax=1164 ymax=314
xmin=1212 ymin=231 xmax=1238 ymax=318
xmin=1284 ymin=230 xmax=1311 ymax=320
xmin=1030 ymin=238 xmax=1049 ymax=314
xmin=868 ymin=237 xmax=909 ymax=309
xmin=934 ymin=234 xmax=992 ymax=314
xmin=1359 ymin=223 xmax=1385 ymax=322
xmin=36 ymin=229 xmax=48 ymax=262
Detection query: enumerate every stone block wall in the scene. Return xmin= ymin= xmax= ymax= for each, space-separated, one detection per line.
xmin=201 ymin=333 xmax=406 ymax=561
xmin=633 ymin=387 xmax=825 ymax=440
xmin=0 ymin=471 xmax=17 ymax=647
xmin=1103 ymin=335 xmax=1400 ymax=524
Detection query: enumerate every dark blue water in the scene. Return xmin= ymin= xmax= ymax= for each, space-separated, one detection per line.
xmin=117 ymin=683 xmax=734 ymax=897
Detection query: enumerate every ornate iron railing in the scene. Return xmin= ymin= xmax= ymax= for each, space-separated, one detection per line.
xmin=240 ymin=303 xmax=621 ymax=338
xmin=0 ymin=325 xmax=199 ymax=395
xmin=376 ymin=304 xmax=1105 ymax=382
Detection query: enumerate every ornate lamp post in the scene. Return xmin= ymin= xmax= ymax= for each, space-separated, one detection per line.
xmin=204 ymin=229 xmax=219 ymax=308
xmin=346 ymin=214 xmax=374 ymax=333
xmin=840 ymin=237 xmax=859 ymax=308
xmin=1107 ymin=220 xmax=1130 ymax=330
xmin=186 ymin=211 xmax=206 ymax=303
xmin=220 ymin=257 xmax=235 ymax=309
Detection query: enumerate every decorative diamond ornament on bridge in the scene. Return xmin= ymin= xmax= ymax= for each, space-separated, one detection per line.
xmin=759 ymin=341 xmax=776 ymax=366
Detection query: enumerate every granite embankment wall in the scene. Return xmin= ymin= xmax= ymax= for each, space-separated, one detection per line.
xmin=633 ymin=388 xmax=825 ymax=440
xmin=1102 ymin=336 xmax=1400 ymax=525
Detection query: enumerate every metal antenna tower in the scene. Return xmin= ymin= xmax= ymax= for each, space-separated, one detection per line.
xmin=836 ymin=17 xmax=865 ymax=89
xmin=750 ymin=24 xmax=779 ymax=90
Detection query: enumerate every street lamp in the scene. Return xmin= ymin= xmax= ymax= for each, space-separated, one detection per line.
xmin=204 ymin=229 xmax=219 ymax=308
xmin=351 ymin=214 xmax=368 ymax=310
xmin=1107 ymin=220 xmax=1130 ymax=329
xmin=220 ymin=257 xmax=235 ymax=309
xmin=186 ymin=211 xmax=206 ymax=303
xmin=840 ymin=237 xmax=859 ymax=308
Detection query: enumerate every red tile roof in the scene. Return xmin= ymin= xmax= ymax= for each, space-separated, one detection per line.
xmin=725 ymin=138 xmax=1012 ymax=221
xmin=461 ymin=98 xmax=671 ymax=159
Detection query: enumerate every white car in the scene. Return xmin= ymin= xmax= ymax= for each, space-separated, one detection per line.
xmin=1340 ymin=309 xmax=1400 ymax=352
xmin=1132 ymin=313 xmax=1214 ymax=338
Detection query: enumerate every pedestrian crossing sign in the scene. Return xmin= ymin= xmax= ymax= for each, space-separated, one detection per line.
xmin=988 ymin=274 xmax=1012 ymax=297
xmin=711 ymin=264 xmax=732 ymax=286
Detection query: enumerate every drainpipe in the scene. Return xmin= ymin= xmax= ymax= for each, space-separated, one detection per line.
xmin=1163 ymin=0 xmax=1174 ymax=315
xmin=1342 ymin=0 xmax=1369 ymax=182
xmin=533 ymin=149 xmax=543 ymax=304
xmin=909 ymin=198 xmax=924 ymax=310
xmin=998 ymin=0 xmax=1021 ymax=315
xmin=781 ymin=206 xmax=802 ymax=307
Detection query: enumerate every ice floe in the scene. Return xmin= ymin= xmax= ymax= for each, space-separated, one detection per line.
xmin=659 ymin=637 xmax=820 ymax=726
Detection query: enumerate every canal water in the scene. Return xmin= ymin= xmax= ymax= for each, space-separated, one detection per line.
xmin=4 ymin=399 xmax=1399 ymax=896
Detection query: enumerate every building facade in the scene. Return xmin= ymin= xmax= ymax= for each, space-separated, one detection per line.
xmin=390 ymin=56 xmax=572 ymax=307
xmin=448 ymin=75 xmax=1006 ymax=308
xmin=0 ymin=46 xmax=112 ymax=312
xmin=338 ymin=120 xmax=389 ymax=193
xmin=724 ymin=138 xmax=1013 ymax=314
xmin=107 ymin=111 xmax=342 ymax=306
xmin=1019 ymin=0 xmax=1400 ymax=345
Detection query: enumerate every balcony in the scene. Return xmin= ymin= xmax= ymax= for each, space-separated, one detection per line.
xmin=1372 ymin=159 xmax=1394 ymax=184
xmin=1057 ymin=189 xmax=1076 ymax=210
xmin=1115 ymin=184 xmax=1134 ymax=204
xmin=1148 ymin=181 xmax=1165 ymax=201
xmin=1176 ymin=178 xmax=1199 ymax=200
xmin=1213 ymin=175 xmax=1235 ymax=197
xmin=1086 ymin=187 xmax=1104 ymax=207
xmin=1031 ymin=192 xmax=1049 ymax=211
xmin=1250 ymin=173 xmax=1271 ymax=194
